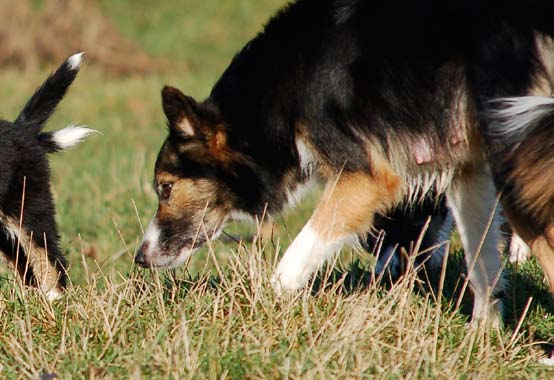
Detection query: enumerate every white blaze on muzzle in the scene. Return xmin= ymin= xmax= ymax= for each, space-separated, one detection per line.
xmin=138 ymin=218 xmax=161 ymax=262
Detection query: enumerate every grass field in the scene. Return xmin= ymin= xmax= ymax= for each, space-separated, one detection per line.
xmin=1 ymin=1 xmax=554 ymax=378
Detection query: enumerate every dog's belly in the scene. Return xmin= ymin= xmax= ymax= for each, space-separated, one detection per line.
xmin=381 ymin=129 xmax=481 ymax=205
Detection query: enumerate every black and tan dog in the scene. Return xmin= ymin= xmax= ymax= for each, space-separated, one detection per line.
xmin=0 ymin=53 xmax=93 ymax=300
xmin=136 ymin=0 xmax=554 ymax=326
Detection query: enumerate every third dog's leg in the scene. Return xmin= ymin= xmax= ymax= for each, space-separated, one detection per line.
xmin=530 ymin=237 xmax=554 ymax=295
xmin=447 ymin=168 xmax=504 ymax=325
xmin=272 ymin=169 xmax=401 ymax=291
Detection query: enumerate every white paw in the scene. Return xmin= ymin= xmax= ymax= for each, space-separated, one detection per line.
xmin=508 ymin=233 xmax=531 ymax=264
xmin=273 ymin=228 xmax=318 ymax=292
xmin=539 ymin=354 xmax=554 ymax=366
xmin=45 ymin=287 xmax=63 ymax=302
xmin=471 ymin=290 xmax=504 ymax=329
xmin=271 ymin=265 xmax=310 ymax=294
xmin=272 ymin=222 xmax=335 ymax=293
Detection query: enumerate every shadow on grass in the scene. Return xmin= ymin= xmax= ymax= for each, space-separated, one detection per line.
xmin=504 ymin=262 xmax=554 ymax=353
xmin=312 ymin=250 xmax=554 ymax=352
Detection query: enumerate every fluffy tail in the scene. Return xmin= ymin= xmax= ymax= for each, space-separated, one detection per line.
xmin=487 ymin=96 xmax=554 ymax=148
xmin=486 ymin=96 xmax=554 ymax=232
xmin=14 ymin=52 xmax=84 ymax=134
xmin=37 ymin=125 xmax=98 ymax=153
xmin=13 ymin=52 xmax=97 ymax=152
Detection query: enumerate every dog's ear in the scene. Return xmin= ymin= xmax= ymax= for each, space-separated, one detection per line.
xmin=161 ymin=86 xmax=233 ymax=162
xmin=162 ymin=86 xmax=200 ymax=138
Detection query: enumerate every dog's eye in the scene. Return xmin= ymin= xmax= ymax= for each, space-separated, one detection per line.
xmin=158 ymin=182 xmax=173 ymax=200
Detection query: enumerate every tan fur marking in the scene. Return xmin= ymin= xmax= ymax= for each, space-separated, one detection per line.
xmin=0 ymin=213 xmax=60 ymax=294
xmin=168 ymin=180 xmax=201 ymax=216
xmin=508 ymin=215 xmax=554 ymax=295
xmin=310 ymin=161 xmax=401 ymax=241
xmin=509 ymin=142 xmax=554 ymax=224
xmin=156 ymin=172 xmax=181 ymax=184
xmin=26 ymin=234 xmax=60 ymax=295
xmin=545 ymin=225 xmax=554 ymax=248
xmin=184 ymin=123 xmax=250 ymax=167
xmin=530 ymin=236 xmax=554 ymax=295
xmin=209 ymin=129 xmax=227 ymax=156
xmin=206 ymin=128 xmax=251 ymax=167
xmin=154 ymin=172 xmax=230 ymax=235
xmin=531 ymin=33 xmax=554 ymax=96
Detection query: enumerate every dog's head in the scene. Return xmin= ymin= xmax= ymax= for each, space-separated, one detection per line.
xmin=135 ymin=86 xmax=265 ymax=268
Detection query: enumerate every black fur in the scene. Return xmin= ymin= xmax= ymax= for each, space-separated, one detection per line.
xmin=365 ymin=195 xmax=451 ymax=280
xmin=142 ymin=0 xmax=554 ymax=255
xmin=197 ymin=0 xmax=553 ymax=217
xmin=0 ymin=54 xmax=83 ymax=293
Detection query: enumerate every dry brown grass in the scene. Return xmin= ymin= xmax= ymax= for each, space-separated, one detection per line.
xmin=1 ymin=226 xmax=552 ymax=379
xmin=0 ymin=0 xmax=168 ymax=75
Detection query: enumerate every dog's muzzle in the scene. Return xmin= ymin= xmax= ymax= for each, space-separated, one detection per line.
xmin=134 ymin=242 xmax=150 ymax=267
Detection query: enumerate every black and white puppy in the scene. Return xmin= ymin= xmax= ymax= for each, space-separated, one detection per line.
xmin=0 ymin=53 xmax=94 ymax=300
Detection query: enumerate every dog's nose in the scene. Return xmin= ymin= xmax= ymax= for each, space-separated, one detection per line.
xmin=134 ymin=243 xmax=149 ymax=267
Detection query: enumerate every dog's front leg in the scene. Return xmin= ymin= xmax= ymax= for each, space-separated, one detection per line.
xmin=272 ymin=169 xmax=401 ymax=292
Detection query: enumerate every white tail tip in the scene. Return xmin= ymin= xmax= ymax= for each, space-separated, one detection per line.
xmin=67 ymin=52 xmax=85 ymax=70
xmin=52 ymin=125 xmax=98 ymax=150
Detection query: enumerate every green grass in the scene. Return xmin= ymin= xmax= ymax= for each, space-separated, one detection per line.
xmin=1 ymin=1 xmax=553 ymax=378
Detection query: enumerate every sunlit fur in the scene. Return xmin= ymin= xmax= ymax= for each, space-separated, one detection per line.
xmin=137 ymin=0 xmax=554 ymax=326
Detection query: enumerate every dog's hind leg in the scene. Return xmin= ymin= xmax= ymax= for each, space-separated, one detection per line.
xmin=509 ymin=223 xmax=554 ymax=296
xmin=486 ymin=96 xmax=554 ymax=297
xmin=272 ymin=166 xmax=402 ymax=292
xmin=529 ymin=237 xmax=554 ymax=295
xmin=0 ymin=213 xmax=64 ymax=300
xmin=26 ymin=236 xmax=65 ymax=301
xmin=447 ymin=167 xmax=505 ymax=326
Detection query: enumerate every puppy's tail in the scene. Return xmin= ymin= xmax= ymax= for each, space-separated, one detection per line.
xmin=14 ymin=52 xmax=84 ymax=134
xmin=37 ymin=125 xmax=98 ymax=153
xmin=486 ymin=96 xmax=554 ymax=232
